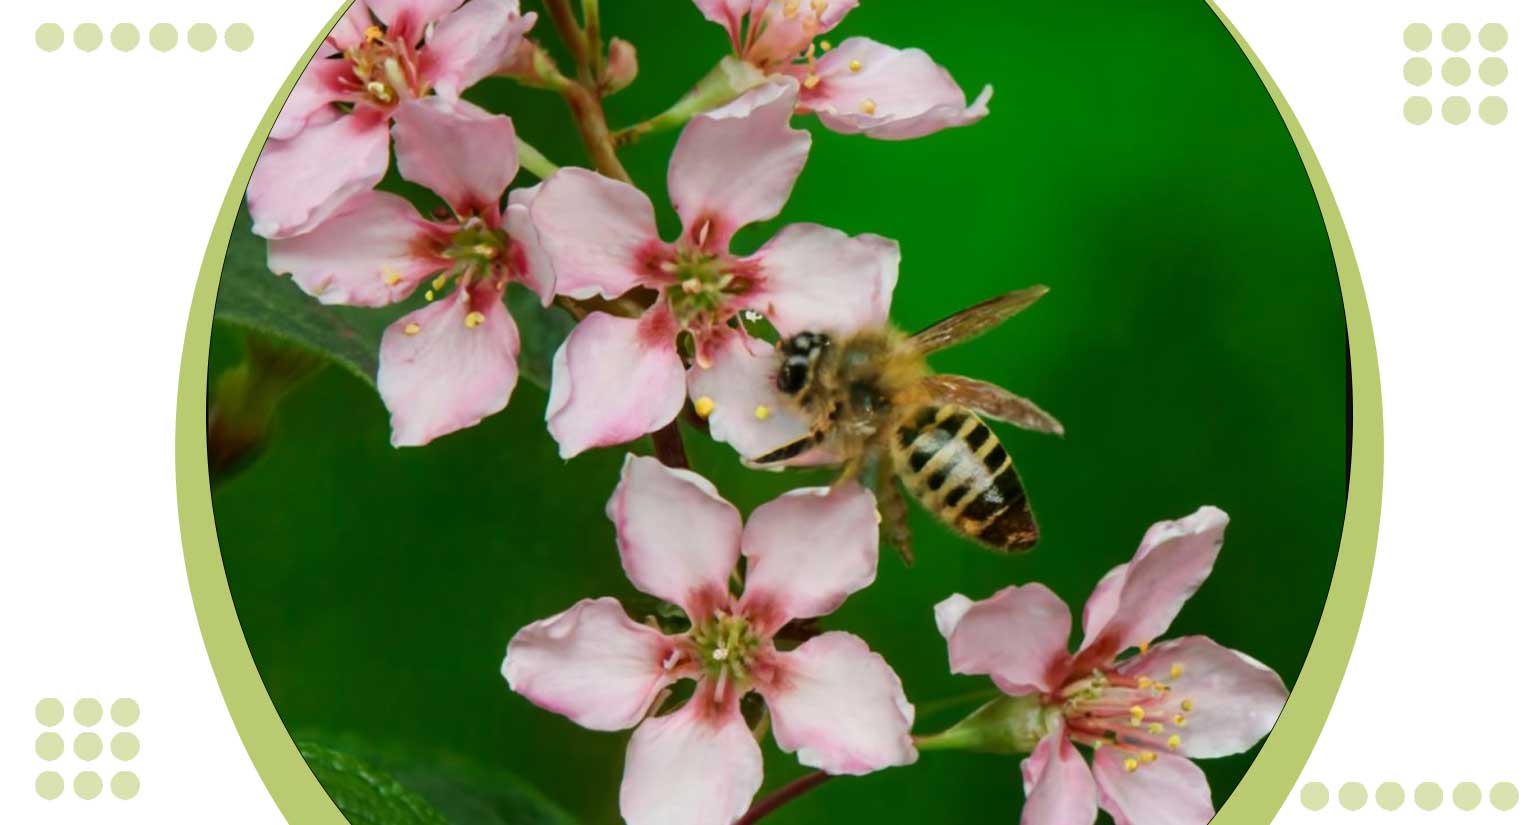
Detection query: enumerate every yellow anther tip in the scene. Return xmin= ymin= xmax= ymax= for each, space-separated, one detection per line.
xmin=1181 ymin=699 xmax=1194 ymax=712
xmin=1136 ymin=676 xmax=1153 ymax=689
xmin=1170 ymin=663 xmax=1185 ymax=679
xmin=1122 ymin=759 xmax=1139 ymax=773
xmin=860 ymin=98 xmax=877 ymax=115
xmin=1146 ymin=723 xmax=1164 ymax=734
xmin=1130 ymin=705 xmax=1146 ymax=720
xmin=425 ymin=290 xmax=435 ymax=301
xmin=404 ymin=323 xmax=421 ymax=336
xmin=1167 ymin=735 xmax=1182 ymax=749
xmin=754 ymin=405 xmax=772 ymax=420
xmin=694 ymin=397 xmax=716 ymax=418
xmin=849 ymin=59 xmax=862 ymax=73
xmin=1140 ymin=751 xmax=1156 ymax=763
xmin=803 ymin=73 xmax=821 ymax=89
xmin=464 ymin=311 xmax=486 ymax=329
xmin=1173 ymin=714 xmax=1187 ymax=726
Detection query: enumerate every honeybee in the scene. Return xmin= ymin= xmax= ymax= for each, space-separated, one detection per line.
xmin=750 ymin=287 xmax=1062 ymax=562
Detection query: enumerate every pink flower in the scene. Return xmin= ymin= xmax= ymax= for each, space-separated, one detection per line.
xmin=503 ymin=455 xmax=916 ymax=825
xmin=532 ymin=78 xmax=898 ymax=459
xmin=267 ymin=97 xmax=554 ymax=447
xmin=249 ymin=0 xmax=536 ymax=238
xmin=934 ymin=507 xmax=1289 ymax=825
xmin=692 ymin=0 xmax=991 ymax=140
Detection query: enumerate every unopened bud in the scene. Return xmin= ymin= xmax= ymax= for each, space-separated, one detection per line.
xmin=602 ymin=37 xmax=638 ymax=94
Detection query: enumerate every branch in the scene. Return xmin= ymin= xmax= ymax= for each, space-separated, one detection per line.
xmin=734 ymin=771 xmax=832 ymax=825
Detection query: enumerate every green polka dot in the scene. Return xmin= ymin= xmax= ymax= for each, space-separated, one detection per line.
xmin=1443 ymin=57 xmax=1471 ymax=85
xmin=1404 ymin=58 xmax=1432 ymax=86
xmin=1443 ymin=23 xmax=1471 ymax=51
xmin=1490 ymin=782 xmax=1519 ymax=811
xmin=1300 ymin=782 xmax=1329 ymax=810
xmin=1480 ymin=58 xmax=1508 ymax=86
xmin=111 ymin=698 xmax=140 ymax=726
xmin=110 ymin=772 xmax=139 ymax=800
xmin=149 ymin=23 xmax=178 ymax=51
xmin=35 ymin=23 xmax=65 ymax=51
xmin=1477 ymin=96 xmax=1506 ymax=125
xmin=1479 ymin=23 xmax=1509 ymax=51
xmin=111 ymin=23 xmax=139 ymax=51
xmin=225 ymin=23 xmax=255 ymax=52
xmin=1404 ymin=97 xmax=1433 ymax=125
xmin=1454 ymin=782 xmax=1481 ymax=810
xmin=188 ymin=23 xmax=217 ymax=52
xmin=74 ymin=23 xmax=103 ymax=52
xmin=1416 ymin=782 xmax=1444 ymax=810
xmin=74 ymin=732 xmax=103 ymax=760
xmin=36 ymin=772 xmax=64 ymax=800
xmin=1404 ymin=23 xmax=1433 ymax=51
xmin=111 ymin=732 xmax=140 ymax=761
xmin=36 ymin=698 xmax=65 ymax=726
xmin=1443 ymin=96 xmax=1471 ymax=125
xmin=74 ymin=771 xmax=103 ymax=800
xmin=35 ymin=733 xmax=64 ymax=760
xmin=1338 ymin=782 xmax=1367 ymax=810
xmin=74 ymin=698 xmax=103 ymax=725
xmin=1376 ymin=782 xmax=1405 ymax=811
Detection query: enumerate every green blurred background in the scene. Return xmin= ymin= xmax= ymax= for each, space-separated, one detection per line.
xmin=210 ymin=1 xmax=1346 ymax=822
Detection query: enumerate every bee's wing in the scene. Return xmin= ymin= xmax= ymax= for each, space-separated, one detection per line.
xmin=920 ymin=374 xmax=1064 ymax=436
xmin=907 ymin=286 xmax=1049 ymax=355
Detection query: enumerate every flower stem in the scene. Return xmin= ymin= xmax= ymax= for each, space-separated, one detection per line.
xmin=581 ymin=0 xmax=604 ymax=83
xmin=651 ymin=419 xmax=690 ymax=470
xmin=611 ymin=57 xmax=767 ymax=148
xmin=734 ymin=771 xmax=833 ymax=825
xmin=516 ymin=138 xmax=559 ymax=180
xmin=543 ymin=0 xmax=592 ymax=85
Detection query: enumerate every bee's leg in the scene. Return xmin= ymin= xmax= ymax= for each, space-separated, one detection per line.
xmin=746 ymin=431 xmax=822 ymax=467
xmin=873 ymin=453 xmax=914 ymax=565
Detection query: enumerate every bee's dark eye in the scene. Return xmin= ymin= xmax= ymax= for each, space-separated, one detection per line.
xmin=777 ymin=358 xmax=810 ymax=393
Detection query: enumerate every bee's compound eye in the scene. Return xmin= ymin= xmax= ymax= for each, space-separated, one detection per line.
xmin=777 ymin=358 xmax=809 ymax=393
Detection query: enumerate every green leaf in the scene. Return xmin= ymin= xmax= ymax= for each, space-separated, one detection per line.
xmin=214 ymin=205 xmax=572 ymax=391
xmin=299 ymin=741 xmax=451 ymax=825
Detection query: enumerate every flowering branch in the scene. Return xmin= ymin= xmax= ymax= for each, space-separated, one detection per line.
xmin=734 ymin=771 xmax=832 ymax=825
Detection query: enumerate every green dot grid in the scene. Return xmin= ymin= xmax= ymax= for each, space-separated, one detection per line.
xmin=1401 ymin=22 xmax=1510 ymax=125
xmin=1300 ymin=781 xmax=1520 ymax=812
xmin=34 ymin=697 xmax=141 ymax=801
xmin=34 ymin=23 xmax=252 ymax=52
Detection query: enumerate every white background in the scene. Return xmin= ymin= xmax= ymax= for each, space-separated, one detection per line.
xmin=0 ymin=0 xmax=1530 ymax=822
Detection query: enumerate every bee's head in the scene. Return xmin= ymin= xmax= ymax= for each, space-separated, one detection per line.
xmin=775 ymin=332 xmax=830 ymax=394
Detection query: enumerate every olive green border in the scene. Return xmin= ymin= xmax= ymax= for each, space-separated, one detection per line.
xmin=173 ymin=2 xmax=1382 ymax=823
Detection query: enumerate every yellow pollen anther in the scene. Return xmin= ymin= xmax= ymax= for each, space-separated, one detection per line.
xmin=404 ymin=323 xmax=421 ymax=336
xmin=367 ymin=81 xmax=394 ymax=102
xmin=803 ymin=73 xmax=821 ymax=89
xmin=1147 ymin=723 xmax=1164 ymax=734
xmin=754 ymin=405 xmax=772 ymax=420
xmin=694 ymin=397 xmax=716 ymax=418
xmin=364 ymin=25 xmax=384 ymax=42
xmin=1174 ymin=714 xmax=1187 ymax=726
xmin=849 ymin=59 xmax=863 ymax=73
xmin=1138 ymin=640 xmax=1150 ymax=654
xmin=783 ymin=0 xmax=800 ymax=17
xmin=473 ymin=243 xmax=499 ymax=259
xmin=1130 ymin=706 xmax=1146 ymax=721
xmin=712 ymin=647 xmax=729 ymax=661
xmin=1137 ymin=676 xmax=1153 ymax=690
xmin=1168 ymin=735 xmax=1182 ymax=749
xmin=1122 ymin=758 xmax=1139 ymax=773
xmin=425 ymin=290 xmax=436 ymax=301
xmin=1140 ymin=751 xmax=1157 ymax=764
xmin=860 ymin=98 xmax=877 ymax=115
xmin=432 ymin=274 xmax=448 ymax=291
xmin=812 ymin=0 xmax=827 ymax=14
xmin=1181 ymin=699 xmax=1194 ymax=712
xmin=1092 ymin=739 xmax=1105 ymax=750
xmin=464 ymin=311 xmax=486 ymax=329
xmin=820 ymin=39 xmax=832 ymax=51
xmin=382 ymin=268 xmax=403 ymax=286
xmin=1170 ymin=663 xmax=1185 ymax=679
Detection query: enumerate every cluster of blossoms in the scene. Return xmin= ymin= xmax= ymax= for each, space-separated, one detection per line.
xmin=243 ymin=2 xmax=1290 ymax=824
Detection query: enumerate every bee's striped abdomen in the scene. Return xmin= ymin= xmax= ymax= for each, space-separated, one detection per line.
xmin=890 ymin=404 xmax=1038 ymax=552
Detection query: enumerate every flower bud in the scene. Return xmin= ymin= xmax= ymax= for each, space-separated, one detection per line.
xmin=207 ymin=335 xmax=323 ymax=486
xmin=602 ymin=37 xmax=638 ymax=94
xmin=497 ymin=38 xmax=566 ymax=89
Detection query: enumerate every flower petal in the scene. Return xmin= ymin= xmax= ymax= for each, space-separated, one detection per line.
xmin=758 ymin=631 xmax=916 ymax=775
xmin=502 ymin=597 xmax=682 ymax=731
xmin=747 ymin=222 xmax=898 ymax=336
xmin=738 ymin=483 xmax=879 ymax=634
xmin=378 ymin=283 xmax=520 ymax=447
xmin=502 ymin=191 xmax=557 ymax=305
xmin=531 ymin=168 xmax=660 ymax=299
xmin=249 ymin=109 xmax=391 ymax=239
xmin=1121 ymin=636 xmax=1287 ymax=759
xmin=935 ymin=584 xmax=1071 ymax=695
xmin=691 ymin=0 xmax=753 ymax=41
xmin=1076 ymin=507 xmax=1229 ymax=666
xmin=424 ymin=0 xmax=537 ymax=99
xmin=798 ymin=38 xmax=991 ymax=141
xmin=267 ymin=191 xmax=444 ymax=307
xmin=1021 ymin=728 xmax=1098 ymax=825
xmin=668 ymin=77 xmax=809 ymax=254
xmin=605 ymin=454 xmax=740 ymax=622
xmin=545 ymin=306 xmax=685 ymax=458
xmin=743 ymin=0 xmax=857 ymax=66
xmin=620 ymin=690 xmax=762 ymax=825
xmin=367 ymin=0 xmax=463 ymax=42
xmin=324 ymin=1 xmax=375 ymax=54
xmin=393 ymin=97 xmax=518 ymax=215
xmin=1091 ymin=748 xmax=1213 ymax=825
xmin=272 ymin=57 xmax=353 ymax=140
xmin=685 ymin=335 xmax=834 ymax=465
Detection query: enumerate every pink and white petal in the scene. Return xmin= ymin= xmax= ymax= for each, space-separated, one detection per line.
xmin=502 ymin=196 xmax=557 ymax=305
xmin=272 ymin=57 xmax=353 ymax=140
xmin=1021 ymin=728 xmax=1098 ymax=825
xmin=393 ymin=97 xmax=518 ymax=215
xmin=378 ymin=285 xmax=520 ymax=447
xmin=604 ymin=454 xmax=740 ymax=622
xmin=936 ymin=584 xmax=1072 ymax=696
xmin=691 ymin=0 xmax=753 ymax=41
xmin=758 ymin=632 xmax=916 ymax=775
xmin=248 ymin=109 xmax=391 ymax=239
xmin=501 ymin=597 xmax=683 ymax=732
xmin=668 ymin=77 xmax=809 ymax=255
xmin=620 ymin=691 xmax=763 ymax=825
xmin=1092 ymin=748 xmax=1214 ymax=825
xmin=737 ymin=483 xmax=879 ymax=633
xmin=324 ymin=1 xmax=375 ymax=54
xmin=424 ymin=0 xmax=536 ymax=99
xmin=747 ymin=222 xmax=898 ymax=336
xmin=545 ymin=307 xmax=685 ymax=458
xmin=531 ymin=168 xmax=661 ymax=299
xmin=685 ymin=335 xmax=833 ymax=465
xmin=1076 ymin=507 xmax=1229 ymax=665
xmin=1122 ymin=636 xmax=1287 ymax=759
xmin=742 ymin=0 xmax=857 ymax=66
xmin=367 ymin=0 xmax=463 ymax=42
xmin=799 ymin=38 xmax=991 ymax=141
xmin=267 ymin=191 xmax=443 ymax=307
